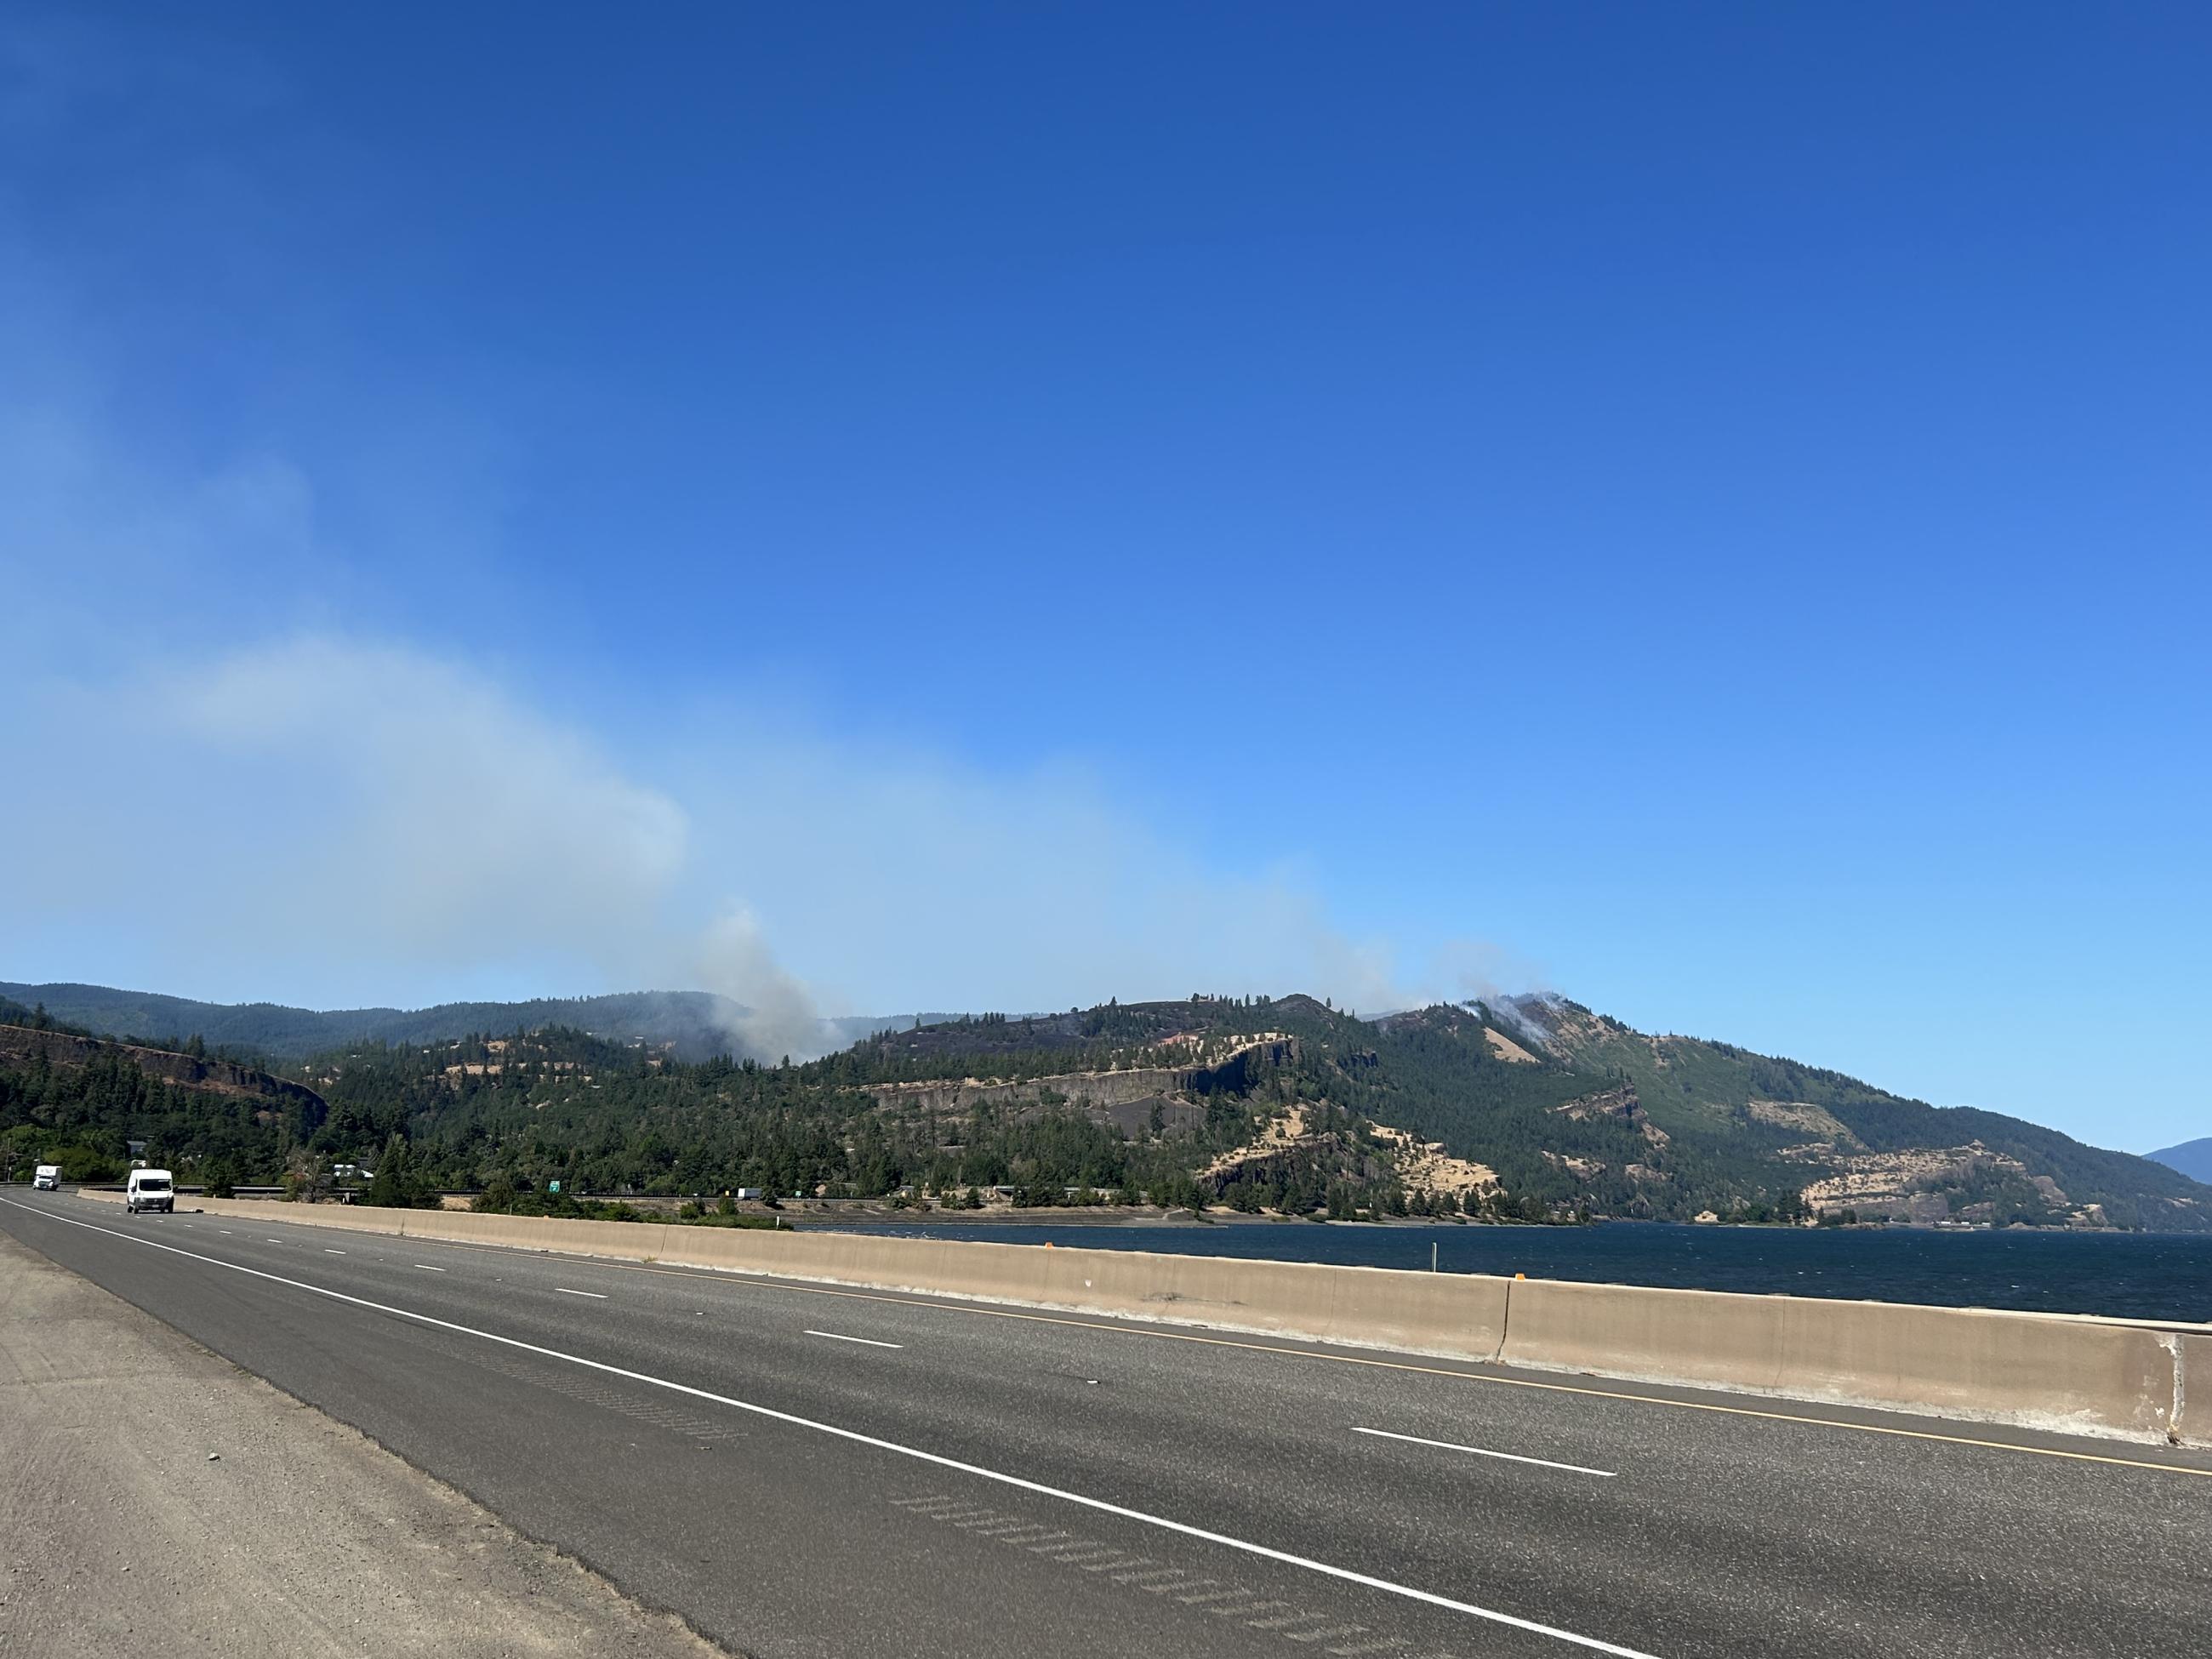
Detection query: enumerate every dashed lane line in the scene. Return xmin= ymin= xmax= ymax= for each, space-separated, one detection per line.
xmin=561 ymin=1259 xmax=2212 ymax=1480
xmin=1351 ymin=1425 xmax=1617 ymax=1478
xmin=55 ymin=1198 xmax=2212 ymax=1482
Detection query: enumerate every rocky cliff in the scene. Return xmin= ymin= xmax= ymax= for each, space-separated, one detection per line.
xmin=0 ymin=1025 xmax=328 ymax=1116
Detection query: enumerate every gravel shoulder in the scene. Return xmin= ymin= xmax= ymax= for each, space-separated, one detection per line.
xmin=0 ymin=1233 xmax=729 ymax=1659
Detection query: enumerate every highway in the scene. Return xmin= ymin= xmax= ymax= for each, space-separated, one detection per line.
xmin=3 ymin=1189 xmax=2207 ymax=1658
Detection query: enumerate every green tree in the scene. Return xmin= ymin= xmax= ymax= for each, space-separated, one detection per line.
xmin=367 ymin=1134 xmax=428 ymax=1208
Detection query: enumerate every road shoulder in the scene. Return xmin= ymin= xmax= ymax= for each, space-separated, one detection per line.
xmin=0 ymin=1233 xmax=729 ymax=1658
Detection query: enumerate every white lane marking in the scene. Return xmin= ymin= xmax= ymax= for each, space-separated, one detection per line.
xmin=324 ymin=1249 xmax=347 ymax=1255
xmin=413 ymin=1264 xmax=445 ymax=1272
xmin=219 ymin=1229 xmax=233 ymax=1234
xmin=0 ymin=1196 xmax=1666 ymax=1659
xmin=266 ymin=1239 xmax=285 ymax=1245
xmin=806 ymin=1328 xmax=903 ymax=1349
xmin=1350 ymin=1425 xmax=1616 ymax=1479
xmin=556 ymin=1287 xmax=607 ymax=1299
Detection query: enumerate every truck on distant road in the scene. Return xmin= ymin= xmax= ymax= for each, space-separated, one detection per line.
xmin=126 ymin=1168 xmax=175 ymax=1214
xmin=32 ymin=1164 xmax=60 ymax=1191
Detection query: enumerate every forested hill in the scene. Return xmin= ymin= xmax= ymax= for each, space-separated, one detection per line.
xmin=0 ymin=982 xmax=909 ymax=1063
xmin=5 ymin=987 xmax=2203 ymax=1232
xmin=1490 ymin=995 xmax=2211 ymax=1231
xmin=0 ymin=1017 xmax=328 ymax=1184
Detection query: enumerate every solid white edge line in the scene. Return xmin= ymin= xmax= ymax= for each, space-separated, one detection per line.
xmin=805 ymin=1328 xmax=904 ymax=1348
xmin=1351 ymin=1425 xmax=1617 ymax=1479
xmin=556 ymin=1287 xmax=608 ymax=1299
xmin=3 ymin=1195 xmax=1661 ymax=1659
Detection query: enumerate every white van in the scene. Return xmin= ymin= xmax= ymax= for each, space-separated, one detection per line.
xmin=126 ymin=1168 xmax=175 ymax=1214
xmin=32 ymin=1164 xmax=60 ymax=1191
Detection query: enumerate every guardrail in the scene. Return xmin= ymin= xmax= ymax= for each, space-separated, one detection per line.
xmin=66 ymin=1189 xmax=2203 ymax=1445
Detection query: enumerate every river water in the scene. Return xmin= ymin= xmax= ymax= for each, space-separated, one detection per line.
xmin=813 ymin=1217 xmax=2212 ymax=1323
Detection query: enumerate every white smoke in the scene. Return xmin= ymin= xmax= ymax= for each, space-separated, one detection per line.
xmin=1422 ymin=939 xmax=1547 ymax=1009
xmin=5 ymin=624 xmax=1472 ymax=1035
xmin=0 ymin=240 xmax=1504 ymax=1030
xmin=691 ymin=909 xmax=828 ymax=1063
xmin=1474 ymin=990 xmax=1572 ymax=1052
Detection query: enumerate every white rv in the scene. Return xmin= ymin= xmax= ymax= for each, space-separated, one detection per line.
xmin=126 ymin=1168 xmax=175 ymax=1214
xmin=32 ymin=1164 xmax=60 ymax=1191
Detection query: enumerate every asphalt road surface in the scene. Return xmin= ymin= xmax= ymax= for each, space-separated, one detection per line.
xmin=3 ymin=1189 xmax=2208 ymax=1658
xmin=0 ymin=1230 xmax=725 ymax=1659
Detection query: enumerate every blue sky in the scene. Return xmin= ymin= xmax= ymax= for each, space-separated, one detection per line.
xmin=3 ymin=4 xmax=2207 ymax=1152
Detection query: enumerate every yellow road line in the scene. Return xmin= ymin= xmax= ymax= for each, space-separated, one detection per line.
xmin=315 ymin=1222 xmax=2212 ymax=1481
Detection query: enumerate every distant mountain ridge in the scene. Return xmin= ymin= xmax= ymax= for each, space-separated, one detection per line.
xmin=0 ymin=982 xmax=915 ymax=1063
xmin=2149 ymin=1137 xmax=2212 ymax=1183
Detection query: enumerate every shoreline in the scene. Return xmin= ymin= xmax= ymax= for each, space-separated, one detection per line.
xmin=770 ymin=1208 xmax=2019 ymax=1234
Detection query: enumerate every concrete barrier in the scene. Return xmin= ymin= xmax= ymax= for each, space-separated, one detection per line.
xmin=391 ymin=1207 xmax=672 ymax=1261
xmin=110 ymin=1196 xmax=1508 ymax=1360
xmin=189 ymin=1196 xmax=412 ymax=1236
xmin=77 ymin=1189 xmax=417 ymax=1234
xmin=648 ymin=1225 xmax=1513 ymax=1360
xmin=2175 ymin=1333 xmax=2212 ymax=1444
xmin=64 ymin=1191 xmax=2205 ymax=1444
xmin=1497 ymin=1276 xmax=2181 ymax=1440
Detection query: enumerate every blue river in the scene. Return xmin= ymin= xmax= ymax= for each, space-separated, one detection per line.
xmin=813 ymin=1218 xmax=2212 ymax=1323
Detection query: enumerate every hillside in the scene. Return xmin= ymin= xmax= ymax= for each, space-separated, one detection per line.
xmin=0 ymin=1019 xmax=328 ymax=1183
xmin=5 ymin=988 xmax=2203 ymax=1231
xmin=0 ymin=982 xmax=910 ymax=1063
xmin=1493 ymin=994 xmax=2210 ymax=1231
